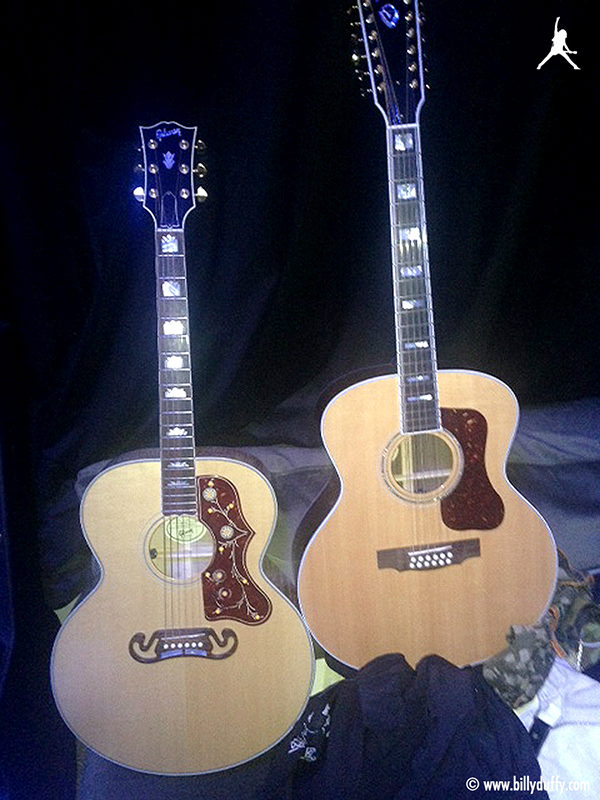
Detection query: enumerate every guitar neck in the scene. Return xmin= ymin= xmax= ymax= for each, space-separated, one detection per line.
xmin=156 ymin=229 xmax=198 ymax=516
xmin=387 ymin=122 xmax=441 ymax=434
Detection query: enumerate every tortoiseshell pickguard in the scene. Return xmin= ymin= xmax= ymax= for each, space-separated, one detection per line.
xmin=440 ymin=408 xmax=504 ymax=530
xmin=198 ymin=475 xmax=272 ymax=624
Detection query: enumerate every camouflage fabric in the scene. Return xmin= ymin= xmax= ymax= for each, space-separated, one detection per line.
xmin=482 ymin=550 xmax=600 ymax=708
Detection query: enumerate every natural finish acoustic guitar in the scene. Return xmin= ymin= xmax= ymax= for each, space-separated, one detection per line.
xmin=51 ymin=122 xmax=314 ymax=774
xmin=298 ymin=2 xmax=556 ymax=670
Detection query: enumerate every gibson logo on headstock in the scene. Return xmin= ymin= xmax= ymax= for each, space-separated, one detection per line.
xmin=156 ymin=127 xmax=181 ymax=140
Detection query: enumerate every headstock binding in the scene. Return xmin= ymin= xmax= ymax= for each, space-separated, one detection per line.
xmin=138 ymin=122 xmax=206 ymax=230
xmin=351 ymin=0 xmax=426 ymax=126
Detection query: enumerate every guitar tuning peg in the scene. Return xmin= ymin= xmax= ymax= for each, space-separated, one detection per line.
xmin=195 ymin=140 xmax=207 ymax=153
xmin=133 ymin=186 xmax=145 ymax=203
xmin=195 ymin=186 xmax=208 ymax=203
xmin=193 ymin=162 xmax=207 ymax=177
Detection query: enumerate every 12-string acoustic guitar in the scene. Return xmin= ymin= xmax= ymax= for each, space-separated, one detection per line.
xmin=298 ymin=2 xmax=556 ymax=670
xmin=51 ymin=122 xmax=314 ymax=774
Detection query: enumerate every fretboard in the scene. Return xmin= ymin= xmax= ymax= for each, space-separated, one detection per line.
xmin=387 ymin=123 xmax=441 ymax=434
xmin=156 ymin=229 xmax=197 ymax=516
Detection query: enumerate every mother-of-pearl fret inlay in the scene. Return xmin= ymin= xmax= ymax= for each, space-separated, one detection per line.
xmin=163 ymin=320 xmax=185 ymax=335
xmin=407 ymin=394 xmax=433 ymax=402
xmin=399 ymin=227 xmax=421 ymax=242
xmin=165 ymin=355 xmax=184 ymax=369
xmin=397 ymin=183 xmax=417 ymax=200
xmin=162 ymin=280 xmax=181 ymax=296
xmin=161 ymin=233 xmax=179 ymax=253
xmin=165 ymin=387 xmax=188 ymax=398
xmin=394 ymin=133 xmax=414 ymax=151
xmin=401 ymin=299 xmax=424 ymax=310
xmin=167 ymin=427 xmax=189 ymax=437
xmin=400 ymin=265 xmax=423 ymax=277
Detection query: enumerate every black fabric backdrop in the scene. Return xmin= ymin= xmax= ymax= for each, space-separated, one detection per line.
xmin=1 ymin=0 xmax=598 ymax=588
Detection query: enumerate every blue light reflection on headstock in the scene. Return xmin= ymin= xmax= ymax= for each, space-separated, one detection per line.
xmin=139 ymin=122 xmax=197 ymax=230
xmin=379 ymin=3 xmax=400 ymax=29
xmin=356 ymin=0 xmax=426 ymax=126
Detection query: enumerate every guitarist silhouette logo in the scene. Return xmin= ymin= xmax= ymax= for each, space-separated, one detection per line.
xmin=537 ymin=17 xmax=580 ymax=70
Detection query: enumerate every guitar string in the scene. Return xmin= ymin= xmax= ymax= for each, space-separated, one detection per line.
xmin=162 ymin=251 xmax=177 ymax=642
xmin=163 ymin=250 xmax=188 ymax=642
xmin=391 ymin=123 xmax=414 ymax=544
xmin=170 ymin=237 xmax=205 ymax=641
xmin=155 ymin=160 xmax=174 ymax=645
xmin=166 ymin=245 xmax=197 ymax=639
xmin=158 ymin=249 xmax=170 ymax=644
xmin=414 ymin=15 xmax=445 ymax=509
xmin=391 ymin=113 xmax=443 ymax=545
xmin=153 ymin=135 xmax=207 ymax=654
xmin=406 ymin=123 xmax=425 ymax=543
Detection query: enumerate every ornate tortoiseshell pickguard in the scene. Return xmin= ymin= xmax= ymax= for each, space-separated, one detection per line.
xmin=198 ymin=475 xmax=272 ymax=624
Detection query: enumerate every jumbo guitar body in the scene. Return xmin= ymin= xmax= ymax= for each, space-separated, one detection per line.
xmin=298 ymin=371 xmax=557 ymax=669
xmin=51 ymin=122 xmax=313 ymax=774
xmin=298 ymin=1 xmax=555 ymax=670
xmin=52 ymin=457 xmax=313 ymax=774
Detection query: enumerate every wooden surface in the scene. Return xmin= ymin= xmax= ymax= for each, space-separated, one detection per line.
xmin=51 ymin=458 xmax=314 ymax=775
xmin=298 ymin=370 xmax=557 ymax=669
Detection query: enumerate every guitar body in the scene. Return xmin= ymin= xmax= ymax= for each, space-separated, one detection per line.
xmin=51 ymin=457 xmax=314 ymax=775
xmin=298 ymin=370 xmax=557 ymax=669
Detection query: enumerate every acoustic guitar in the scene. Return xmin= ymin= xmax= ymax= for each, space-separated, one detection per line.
xmin=298 ymin=2 xmax=556 ymax=670
xmin=51 ymin=122 xmax=314 ymax=774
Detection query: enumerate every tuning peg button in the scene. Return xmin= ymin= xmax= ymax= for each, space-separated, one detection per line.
xmin=195 ymin=187 xmax=208 ymax=203
xmin=195 ymin=140 xmax=207 ymax=153
xmin=194 ymin=163 xmax=207 ymax=177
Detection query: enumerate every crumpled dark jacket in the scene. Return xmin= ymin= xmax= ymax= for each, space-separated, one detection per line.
xmin=262 ymin=653 xmax=549 ymax=800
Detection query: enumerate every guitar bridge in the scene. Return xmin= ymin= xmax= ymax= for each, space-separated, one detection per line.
xmin=128 ymin=627 xmax=238 ymax=663
xmin=377 ymin=538 xmax=480 ymax=573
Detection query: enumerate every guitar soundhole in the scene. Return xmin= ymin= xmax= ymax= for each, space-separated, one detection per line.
xmin=382 ymin=430 xmax=463 ymax=502
xmin=146 ymin=515 xmax=215 ymax=582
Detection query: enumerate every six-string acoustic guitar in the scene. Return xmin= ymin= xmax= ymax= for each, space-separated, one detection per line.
xmin=51 ymin=121 xmax=314 ymax=774
xmin=298 ymin=1 xmax=557 ymax=670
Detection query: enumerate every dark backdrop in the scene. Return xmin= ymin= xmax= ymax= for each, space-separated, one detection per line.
xmin=1 ymin=0 xmax=598 ymax=590
xmin=0 ymin=1 xmax=597 ymax=795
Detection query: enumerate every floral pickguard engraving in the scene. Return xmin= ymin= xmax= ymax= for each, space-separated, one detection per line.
xmin=198 ymin=475 xmax=272 ymax=624
xmin=440 ymin=408 xmax=504 ymax=530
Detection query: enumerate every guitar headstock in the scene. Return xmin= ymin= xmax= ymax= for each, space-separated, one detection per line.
xmin=352 ymin=0 xmax=426 ymax=125
xmin=137 ymin=122 xmax=207 ymax=230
